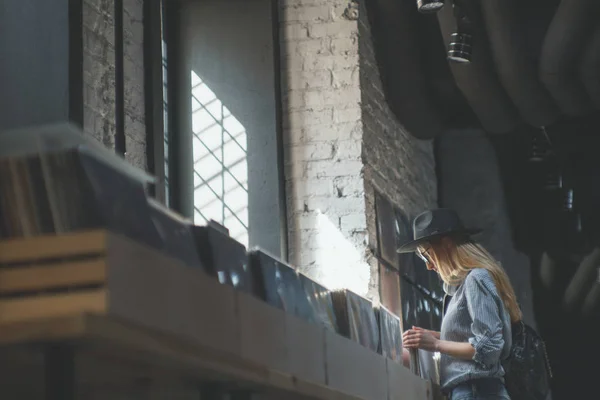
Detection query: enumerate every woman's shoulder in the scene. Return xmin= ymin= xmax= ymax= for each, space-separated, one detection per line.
xmin=464 ymin=268 xmax=497 ymax=292
xmin=467 ymin=267 xmax=491 ymax=280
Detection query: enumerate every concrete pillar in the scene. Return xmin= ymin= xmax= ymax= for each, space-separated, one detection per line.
xmin=0 ymin=0 xmax=83 ymax=131
xmin=0 ymin=0 xmax=149 ymax=172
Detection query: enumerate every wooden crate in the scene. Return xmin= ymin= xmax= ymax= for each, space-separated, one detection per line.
xmin=0 ymin=230 xmax=112 ymax=323
xmin=0 ymin=230 xmax=240 ymax=356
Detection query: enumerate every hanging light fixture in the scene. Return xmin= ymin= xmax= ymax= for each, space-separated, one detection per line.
xmin=417 ymin=0 xmax=445 ymax=14
xmin=448 ymin=33 xmax=473 ymax=63
xmin=529 ymin=135 xmax=550 ymax=162
xmin=545 ymin=169 xmax=563 ymax=191
xmin=563 ymin=188 xmax=574 ymax=211
xmin=447 ymin=3 xmax=473 ymax=64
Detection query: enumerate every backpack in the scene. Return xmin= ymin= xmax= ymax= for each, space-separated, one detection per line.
xmin=502 ymin=321 xmax=553 ymax=400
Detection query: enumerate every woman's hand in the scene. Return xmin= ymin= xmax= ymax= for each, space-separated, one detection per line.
xmin=403 ymin=327 xmax=477 ymax=360
xmin=418 ymin=326 xmax=441 ymax=339
xmin=402 ymin=326 xmax=440 ymax=352
xmin=403 ymin=326 xmax=440 ymax=340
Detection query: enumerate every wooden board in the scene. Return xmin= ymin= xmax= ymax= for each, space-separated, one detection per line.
xmin=0 ymin=259 xmax=106 ymax=293
xmin=0 ymin=229 xmax=109 ymax=264
xmin=0 ymin=230 xmax=242 ymax=366
xmin=0 ymin=230 xmax=111 ymax=324
xmin=0 ymin=289 xmax=106 ymax=324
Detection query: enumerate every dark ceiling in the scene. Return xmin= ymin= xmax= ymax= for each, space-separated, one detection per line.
xmin=366 ymin=0 xmax=600 ymax=139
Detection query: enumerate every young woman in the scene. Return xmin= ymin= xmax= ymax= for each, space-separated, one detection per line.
xmin=397 ymin=209 xmax=521 ymax=400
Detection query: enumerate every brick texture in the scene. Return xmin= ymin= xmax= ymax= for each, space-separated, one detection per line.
xmin=280 ymin=0 xmax=371 ymax=297
xmin=280 ymin=0 xmax=437 ymax=300
xmin=83 ymin=0 xmax=147 ymax=171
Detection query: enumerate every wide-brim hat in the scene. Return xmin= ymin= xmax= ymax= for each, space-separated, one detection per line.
xmin=396 ymin=208 xmax=481 ymax=253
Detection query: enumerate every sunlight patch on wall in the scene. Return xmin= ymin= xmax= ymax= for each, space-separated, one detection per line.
xmin=191 ymin=70 xmax=249 ymax=246
xmin=313 ymin=210 xmax=371 ymax=296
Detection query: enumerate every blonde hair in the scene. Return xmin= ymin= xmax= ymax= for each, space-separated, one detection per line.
xmin=422 ymin=237 xmax=522 ymax=323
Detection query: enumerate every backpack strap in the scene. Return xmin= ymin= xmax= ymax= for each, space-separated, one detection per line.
xmin=540 ymin=332 xmax=553 ymax=379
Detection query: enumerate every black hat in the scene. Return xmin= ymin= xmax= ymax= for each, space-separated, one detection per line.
xmin=396 ymin=208 xmax=481 ymax=253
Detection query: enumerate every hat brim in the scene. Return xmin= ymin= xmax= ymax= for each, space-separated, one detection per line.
xmin=396 ymin=228 xmax=482 ymax=253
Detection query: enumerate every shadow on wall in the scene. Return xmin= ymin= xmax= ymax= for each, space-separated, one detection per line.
xmin=436 ymin=129 xmax=537 ymax=328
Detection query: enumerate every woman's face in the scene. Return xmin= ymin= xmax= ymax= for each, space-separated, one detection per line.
xmin=416 ymin=245 xmax=437 ymax=272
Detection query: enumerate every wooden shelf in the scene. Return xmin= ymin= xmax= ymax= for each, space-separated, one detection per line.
xmin=0 ymin=231 xmax=435 ymax=400
xmin=0 ymin=313 xmax=363 ymax=400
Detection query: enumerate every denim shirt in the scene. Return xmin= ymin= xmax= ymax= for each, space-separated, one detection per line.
xmin=439 ymin=268 xmax=512 ymax=391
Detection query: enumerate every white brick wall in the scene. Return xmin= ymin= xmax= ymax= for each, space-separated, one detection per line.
xmin=280 ymin=0 xmax=371 ymax=297
xmin=280 ymin=0 xmax=437 ymax=301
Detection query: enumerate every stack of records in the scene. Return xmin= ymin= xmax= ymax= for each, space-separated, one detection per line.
xmin=192 ymin=223 xmax=254 ymax=293
xmin=298 ymin=273 xmax=337 ymax=331
xmin=400 ymin=277 xmax=443 ymax=334
xmin=0 ymin=153 xmax=74 ymax=238
xmin=0 ymin=123 xmax=152 ymax=185
xmin=331 ymin=289 xmax=380 ymax=352
xmin=0 ymin=123 xmax=162 ymax=249
xmin=148 ymin=198 xmax=201 ymax=268
xmin=377 ymin=306 xmax=402 ymax=362
xmin=248 ymin=249 xmax=312 ymax=320
xmin=71 ymin=150 xmax=161 ymax=248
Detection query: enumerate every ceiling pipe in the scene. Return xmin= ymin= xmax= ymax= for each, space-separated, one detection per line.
xmin=539 ymin=0 xmax=598 ymax=116
xmin=480 ymin=0 xmax=559 ymax=128
xmin=436 ymin=0 xmax=521 ymax=134
xmin=539 ymin=252 xmax=557 ymax=292
xmin=366 ymin=0 xmax=443 ymax=139
xmin=562 ymin=247 xmax=600 ymax=313
xmin=581 ymin=283 xmax=600 ymax=318
xmin=580 ymin=26 xmax=600 ymax=109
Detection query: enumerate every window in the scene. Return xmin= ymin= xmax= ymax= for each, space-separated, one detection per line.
xmin=375 ymin=193 xmax=411 ymax=318
xmin=374 ymin=192 xmax=443 ymax=331
xmin=375 ymin=193 xmax=399 ymax=266
xmin=380 ymin=262 xmax=402 ymax=317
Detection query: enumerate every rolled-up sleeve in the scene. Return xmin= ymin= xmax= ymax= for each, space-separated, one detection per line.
xmin=464 ymin=270 xmax=505 ymax=368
